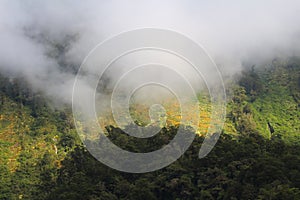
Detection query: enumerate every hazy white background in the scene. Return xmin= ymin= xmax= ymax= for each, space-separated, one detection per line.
xmin=0 ymin=0 xmax=300 ymax=104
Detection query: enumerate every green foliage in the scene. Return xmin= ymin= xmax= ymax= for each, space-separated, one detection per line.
xmin=0 ymin=58 xmax=299 ymax=199
xmin=226 ymin=59 xmax=300 ymax=143
xmin=47 ymin=128 xmax=300 ymax=200
xmin=238 ymin=66 xmax=264 ymax=101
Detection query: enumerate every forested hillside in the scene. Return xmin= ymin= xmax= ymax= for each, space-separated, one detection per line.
xmin=0 ymin=59 xmax=299 ymax=199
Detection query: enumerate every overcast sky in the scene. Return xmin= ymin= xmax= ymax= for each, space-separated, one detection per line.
xmin=0 ymin=0 xmax=300 ymax=104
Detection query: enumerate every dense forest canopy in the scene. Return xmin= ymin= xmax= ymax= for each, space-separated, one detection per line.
xmin=0 ymin=59 xmax=299 ymax=199
xmin=1 ymin=1 xmax=300 ymax=199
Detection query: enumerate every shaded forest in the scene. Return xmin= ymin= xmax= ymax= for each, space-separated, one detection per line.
xmin=0 ymin=59 xmax=299 ymax=199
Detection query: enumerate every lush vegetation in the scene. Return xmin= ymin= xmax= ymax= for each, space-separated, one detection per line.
xmin=0 ymin=59 xmax=299 ymax=199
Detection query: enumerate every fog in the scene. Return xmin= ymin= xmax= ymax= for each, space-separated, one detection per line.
xmin=1 ymin=0 xmax=300 ymax=105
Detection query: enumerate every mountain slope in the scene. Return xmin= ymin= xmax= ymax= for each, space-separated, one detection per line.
xmin=0 ymin=58 xmax=299 ymax=199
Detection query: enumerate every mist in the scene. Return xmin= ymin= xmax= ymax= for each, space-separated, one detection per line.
xmin=1 ymin=0 xmax=300 ymax=106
